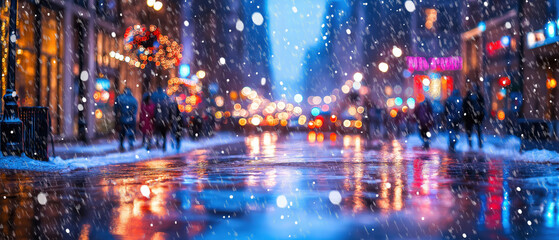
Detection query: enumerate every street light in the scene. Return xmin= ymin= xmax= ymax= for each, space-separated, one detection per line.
xmin=392 ymin=46 xmax=402 ymax=58
xmin=379 ymin=62 xmax=389 ymax=73
xmin=294 ymin=94 xmax=303 ymax=103
xmin=547 ymin=77 xmax=557 ymax=89
xmin=196 ymin=70 xmax=206 ymax=79
xmin=153 ymin=1 xmax=163 ymax=11
xmin=353 ymin=72 xmax=363 ymax=82
xmin=1 ymin=0 xmax=23 ymax=156
xmin=477 ymin=21 xmax=486 ymax=32
xmin=179 ymin=64 xmax=190 ymax=78
xmin=147 ymin=0 xmax=155 ymax=7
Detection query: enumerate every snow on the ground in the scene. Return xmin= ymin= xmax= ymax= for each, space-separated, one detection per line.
xmin=57 ymin=139 xmax=140 ymax=154
xmin=0 ymin=154 xmax=66 ymax=172
xmin=0 ymin=132 xmax=243 ymax=172
xmin=405 ymin=132 xmax=559 ymax=163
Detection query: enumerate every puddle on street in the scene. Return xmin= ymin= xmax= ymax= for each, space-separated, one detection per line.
xmin=1 ymin=132 xmax=559 ymax=239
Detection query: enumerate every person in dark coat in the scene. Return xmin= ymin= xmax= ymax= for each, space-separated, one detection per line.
xmin=444 ymin=89 xmax=463 ymax=152
xmin=463 ymin=85 xmax=485 ymax=149
xmin=151 ymin=87 xmax=171 ymax=151
xmin=114 ymin=88 xmax=138 ymax=151
xmin=189 ymin=115 xmax=203 ymax=140
xmin=414 ymin=99 xmax=434 ymax=149
xmin=170 ymin=100 xmax=185 ymax=150
xmin=139 ymin=93 xmax=155 ymax=150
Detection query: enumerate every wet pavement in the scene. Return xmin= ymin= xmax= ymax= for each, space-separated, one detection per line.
xmin=1 ymin=132 xmax=559 ymax=239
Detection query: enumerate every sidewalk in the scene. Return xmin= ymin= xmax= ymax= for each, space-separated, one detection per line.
xmin=405 ymin=132 xmax=559 ymax=163
xmin=53 ymin=137 xmax=144 ymax=160
xmin=1 ymin=132 xmax=244 ymax=172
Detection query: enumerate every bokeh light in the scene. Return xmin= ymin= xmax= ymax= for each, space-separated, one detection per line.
xmin=311 ymin=107 xmax=320 ymax=117
xmin=379 ymin=62 xmax=389 ymax=72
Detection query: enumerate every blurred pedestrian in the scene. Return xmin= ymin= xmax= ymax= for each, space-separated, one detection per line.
xmin=369 ymin=107 xmax=381 ymax=137
xmin=140 ymin=92 xmax=150 ymax=147
xmin=444 ymin=89 xmax=463 ymax=152
xmin=139 ymin=93 xmax=155 ymax=150
xmin=202 ymin=108 xmax=216 ymax=137
xmin=189 ymin=115 xmax=203 ymax=140
xmin=115 ymin=88 xmax=138 ymax=151
xmin=463 ymin=85 xmax=485 ymax=149
xmin=151 ymin=87 xmax=171 ymax=151
xmin=414 ymin=99 xmax=434 ymax=149
xmin=170 ymin=100 xmax=185 ymax=150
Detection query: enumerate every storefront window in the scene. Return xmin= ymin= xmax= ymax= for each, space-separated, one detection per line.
xmin=1 ymin=3 xmax=9 ymax=98
xmin=97 ymin=31 xmax=120 ymax=68
xmin=95 ymin=30 xmax=121 ymax=134
xmin=545 ymin=69 xmax=558 ymax=120
xmin=94 ymin=76 xmax=116 ymax=134
xmin=490 ymin=78 xmax=507 ymax=120
xmin=464 ymin=37 xmax=480 ymax=76
xmin=15 ymin=1 xmax=37 ymax=107
xmin=14 ymin=3 xmax=64 ymax=134
xmin=413 ymin=74 xmax=454 ymax=102
xmin=16 ymin=50 xmax=37 ymax=106
xmin=40 ymin=8 xmax=64 ymax=135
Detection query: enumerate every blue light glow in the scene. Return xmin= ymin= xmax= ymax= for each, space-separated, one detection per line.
xmin=428 ymin=73 xmax=440 ymax=80
xmin=395 ymin=97 xmax=403 ymax=106
xmin=477 ymin=22 xmax=486 ymax=32
xmin=500 ymin=88 xmax=507 ymax=96
xmin=311 ymin=107 xmax=320 ymax=117
xmin=209 ymin=83 xmax=219 ymax=95
xmin=501 ymin=36 xmax=510 ymax=47
xmin=96 ymin=78 xmax=111 ymax=90
xmin=268 ymin=0 xmax=344 ymax=99
xmin=179 ymin=64 xmax=190 ymax=78
xmin=502 ymin=181 xmax=511 ymax=233
xmin=544 ymin=200 xmax=555 ymax=228
xmin=547 ymin=21 xmax=557 ymax=38
xmin=407 ymin=98 xmax=415 ymax=108
xmin=403 ymin=70 xmax=412 ymax=78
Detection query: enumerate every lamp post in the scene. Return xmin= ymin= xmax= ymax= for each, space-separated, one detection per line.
xmin=1 ymin=0 xmax=23 ymax=156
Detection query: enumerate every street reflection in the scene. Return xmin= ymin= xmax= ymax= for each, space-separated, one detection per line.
xmin=0 ymin=132 xmax=558 ymax=239
xmin=247 ymin=132 xmax=278 ymax=160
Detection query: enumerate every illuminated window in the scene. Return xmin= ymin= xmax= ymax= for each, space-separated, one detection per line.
xmin=424 ymin=8 xmax=437 ymax=30
xmin=40 ymin=8 xmax=65 ymax=134
xmin=15 ymin=1 xmax=37 ymax=107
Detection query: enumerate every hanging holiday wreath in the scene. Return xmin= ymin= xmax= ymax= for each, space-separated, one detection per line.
xmin=123 ymin=24 xmax=182 ymax=69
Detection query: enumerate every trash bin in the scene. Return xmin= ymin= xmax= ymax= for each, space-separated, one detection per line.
xmin=19 ymin=107 xmax=50 ymax=161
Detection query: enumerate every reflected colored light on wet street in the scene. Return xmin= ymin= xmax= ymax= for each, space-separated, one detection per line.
xmin=1 ymin=132 xmax=559 ymax=239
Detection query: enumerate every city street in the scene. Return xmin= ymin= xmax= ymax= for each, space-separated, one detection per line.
xmin=1 ymin=132 xmax=558 ymax=239
xmin=2 ymin=0 xmax=559 ymax=239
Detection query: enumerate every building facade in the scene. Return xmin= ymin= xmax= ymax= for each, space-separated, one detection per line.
xmin=522 ymin=0 xmax=559 ymax=122
xmin=362 ymin=0 xmax=412 ymax=109
xmin=407 ymin=0 xmax=462 ymax=113
xmin=188 ymin=0 xmax=273 ymax=113
xmin=0 ymin=0 xmax=183 ymax=141
xmin=460 ymin=0 xmax=559 ymax=134
xmin=0 ymin=0 xmax=125 ymax=140
xmin=303 ymin=0 xmax=350 ymax=99
xmin=460 ymin=0 xmax=522 ymax=133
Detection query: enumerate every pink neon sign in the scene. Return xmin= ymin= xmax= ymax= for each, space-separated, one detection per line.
xmin=406 ymin=56 xmax=462 ymax=72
